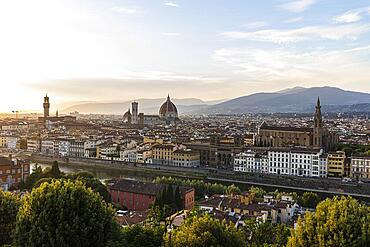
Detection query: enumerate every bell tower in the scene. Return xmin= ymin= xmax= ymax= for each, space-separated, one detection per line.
xmin=313 ymin=96 xmax=323 ymax=147
xmin=43 ymin=94 xmax=50 ymax=119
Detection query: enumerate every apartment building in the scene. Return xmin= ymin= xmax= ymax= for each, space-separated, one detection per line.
xmin=350 ymin=155 xmax=370 ymax=179
xmin=172 ymin=149 xmax=200 ymax=167
xmin=234 ymin=148 xmax=326 ymax=178
xmin=327 ymin=151 xmax=346 ymax=178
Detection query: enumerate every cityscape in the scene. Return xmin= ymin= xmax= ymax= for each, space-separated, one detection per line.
xmin=1 ymin=1 xmax=370 ymax=247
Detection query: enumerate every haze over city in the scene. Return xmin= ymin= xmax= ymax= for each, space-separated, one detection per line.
xmin=1 ymin=0 xmax=370 ymax=112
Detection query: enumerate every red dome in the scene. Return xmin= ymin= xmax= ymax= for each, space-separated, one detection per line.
xmin=159 ymin=95 xmax=178 ymax=117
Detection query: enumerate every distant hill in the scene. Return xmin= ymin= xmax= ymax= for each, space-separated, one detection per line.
xmin=62 ymin=98 xmax=217 ymax=115
xmin=62 ymin=87 xmax=370 ymax=115
xmin=194 ymin=86 xmax=370 ymax=114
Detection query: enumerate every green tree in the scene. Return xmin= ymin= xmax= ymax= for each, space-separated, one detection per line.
xmin=244 ymin=219 xmax=290 ymax=247
xmin=120 ymin=225 xmax=165 ymax=247
xmin=166 ymin=185 xmax=174 ymax=206
xmin=51 ymin=161 xmax=61 ymax=177
xmin=297 ymin=192 xmax=321 ymax=208
xmin=226 ymin=184 xmax=241 ymax=195
xmin=22 ymin=163 xmax=43 ymax=189
xmin=0 ymin=190 xmax=21 ymax=245
xmin=288 ymin=196 xmax=370 ymax=247
xmin=14 ymin=179 xmax=120 ymax=247
xmin=164 ymin=215 xmax=246 ymax=247
xmin=248 ymin=186 xmax=267 ymax=198
xmin=174 ymin=186 xmax=182 ymax=210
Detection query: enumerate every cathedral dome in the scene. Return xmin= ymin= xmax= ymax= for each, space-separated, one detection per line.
xmin=159 ymin=95 xmax=178 ymax=118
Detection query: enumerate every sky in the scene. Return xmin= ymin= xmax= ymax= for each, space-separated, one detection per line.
xmin=0 ymin=0 xmax=370 ymax=112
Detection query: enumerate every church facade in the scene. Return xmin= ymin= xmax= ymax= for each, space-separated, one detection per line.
xmin=254 ymin=97 xmax=338 ymax=152
xmin=123 ymin=95 xmax=179 ymax=126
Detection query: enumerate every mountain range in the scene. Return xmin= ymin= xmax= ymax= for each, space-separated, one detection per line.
xmin=62 ymin=87 xmax=370 ymax=115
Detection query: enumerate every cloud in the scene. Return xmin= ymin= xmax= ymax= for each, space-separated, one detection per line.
xmin=111 ymin=6 xmax=143 ymax=14
xmin=283 ymin=16 xmax=304 ymax=23
xmin=222 ymin=24 xmax=370 ymax=43
xmin=213 ymin=46 xmax=370 ymax=84
xmin=161 ymin=32 xmax=181 ymax=36
xmin=280 ymin=0 xmax=317 ymax=13
xmin=165 ymin=1 xmax=179 ymax=7
xmin=243 ymin=21 xmax=268 ymax=29
xmin=333 ymin=7 xmax=370 ymax=23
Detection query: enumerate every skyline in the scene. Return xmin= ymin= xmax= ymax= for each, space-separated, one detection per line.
xmin=1 ymin=0 xmax=370 ymax=111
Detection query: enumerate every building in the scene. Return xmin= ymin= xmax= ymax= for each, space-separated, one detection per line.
xmin=58 ymin=139 xmax=72 ymax=157
xmin=254 ymin=97 xmax=338 ymax=152
xmin=131 ymin=102 xmax=138 ymax=124
xmin=186 ymin=135 xmax=244 ymax=168
xmin=234 ymin=151 xmax=263 ymax=173
xmin=43 ymin=93 xmax=50 ymax=119
xmin=123 ymin=108 xmax=132 ymax=124
xmin=0 ymin=156 xmax=30 ymax=190
xmin=152 ymin=144 xmax=176 ymax=165
xmin=234 ymin=148 xmax=326 ymax=178
xmin=6 ymin=136 xmax=19 ymax=149
xmin=327 ymin=151 xmax=346 ymax=178
xmin=108 ymin=179 xmax=195 ymax=211
xmin=159 ymin=95 xmax=179 ymax=125
xmin=123 ymin=95 xmax=180 ymax=126
xmin=350 ymin=155 xmax=370 ymax=180
xmin=172 ymin=149 xmax=200 ymax=167
xmin=69 ymin=140 xmax=85 ymax=158
xmin=0 ymin=136 xmax=6 ymax=147
xmin=38 ymin=94 xmax=76 ymax=124
xmin=27 ymin=138 xmax=41 ymax=153
xmin=41 ymin=139 xmax=57 ymax=155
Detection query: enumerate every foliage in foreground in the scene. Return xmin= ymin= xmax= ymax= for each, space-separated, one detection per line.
xmin=164 ymin=214 xmax=247 ymax=247
xmin=0 ymin=190 xmax=21 ymax=246
xmin=288 ymin=196 xmax=370 ymax=247
xmin=14 ymin=179 xmax=120 ymax=247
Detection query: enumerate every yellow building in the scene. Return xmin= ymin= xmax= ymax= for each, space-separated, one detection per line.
xmin=172 ymin=149 xmax=200 ymax=167
xmin=152 ymin=144 xmax=176 ymax=165
xmin=327 ymin=151 xmax=346 ymax=177
xmin=143 ymin=136 xmax=164 ymax=145
xmin=0 ymin=136 xmax=7 ymax=147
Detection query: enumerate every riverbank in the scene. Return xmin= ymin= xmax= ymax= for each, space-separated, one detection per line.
xmin=31 ymin=154 xmax=370 ymax=202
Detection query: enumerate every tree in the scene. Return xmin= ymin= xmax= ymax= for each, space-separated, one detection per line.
xmin=164 ymin=215 xmax=246 ymax=247
xmin=248 ymin=186 xmax=266 ymax=198
xmin=50 ymin=161 xmax=62 ymax=178
xmin=22 ymin=163 xmax=43 ymax=189
xmin=288 ymin=196 xmax=370 ymax=247
xmin=166 ymin=185 xmax=174 ymax=206
xmin=14 ymin=179 xmax=120 ymax=247
xmin=226 ymin=184 xmax=241 ymax=195
xmin=297 ymin=192 xmax=321 ymax=208
xmin=0 ymin=190 xmax=21 ymax=245
xmin=243 ymin=219 xmax=290 ymax=247
xmin=174 ymin=186 xmax=182 ymax=210
xmin=121 ymin=225 xmax=165 ymax=247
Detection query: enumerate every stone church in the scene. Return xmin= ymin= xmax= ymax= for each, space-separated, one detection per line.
xmin=254 ymin=97 xmax=338 ymax=151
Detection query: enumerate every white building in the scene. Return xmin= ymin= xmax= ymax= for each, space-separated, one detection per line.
xmin=234 ymin=148 xmax=326 ymax=178
xmin=234 ymin=151 xmax=260 ymax=173
xmin=27 ymin=139 xmax=41 ymax=153
xmin=350 ymin=156 xmax=370 ymax=179
xmin=58 ymin=139 xmax=72 ymax=157
xmin=41 ymin=140 xmax=57 ymax=155
xmin=6 ymin=136 xmax=19 ymax=149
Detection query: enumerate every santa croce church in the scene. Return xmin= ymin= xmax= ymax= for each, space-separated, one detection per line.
xmin=254 ymin=97 xmax=338 ymax=152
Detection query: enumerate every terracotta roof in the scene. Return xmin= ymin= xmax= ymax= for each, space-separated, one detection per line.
xmin=159 ymin=95 xmax=178 ymax=116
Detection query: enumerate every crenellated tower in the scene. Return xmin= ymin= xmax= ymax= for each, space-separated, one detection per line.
xmin=43 ymin=94 xmax=50 ymax=119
